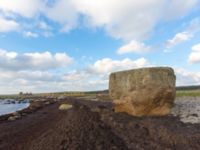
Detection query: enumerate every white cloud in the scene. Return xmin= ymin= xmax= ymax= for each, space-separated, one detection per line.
xmin=45 ymin=0 xmax=79 ymax=32
xmin=0 ymin=0 xmax=198 ymax=39
xmin=175 ymin=68 xmax=200 ymax=85
xmin=89 ymin=57 xmax=150 ymax=74
xmin=163 ymin=0 xmax=198 ymax=20
xmin=0 ymin=70 xmax=54 ymax=81
xmin=165 ymin=18 xmax=200 ymax=49
xmin=72 ymin=0 xmax=198 ymax=40
xmin=72 ymin=0 xmax=162 ymax=40
xmin=23 ymin=31 xmax=38 ymax=38
xmin=38 ymin=21 xmax=52 ymax=30
xmin=0 ymin=0 xmax=44 ymax=18
xmin=0 ymin=16 xmax=19 ymax=32
xmin=0 ymin=49 xmax=73 ymax=71
xmin=60 ymin=57 xmax=150 ymax=92
xmin=0 ymin=70 xmax=59 ymax=94
xmin=0 ymin=54 xmax=200 ymax=94
xmin=62 ymin=70 xmax=89 ymax=81
xmin=187 ymin=17 xmax=200 ymax=33
xmin=166 ymin=32 xmax=193 ymax=48
xmin=117 ymin=40 xmax=150 ymax=54
xmin=188 ymin=43 xmax=200 ymax=64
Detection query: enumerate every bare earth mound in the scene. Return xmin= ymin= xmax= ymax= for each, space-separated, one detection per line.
xmin=0 ymin=98 xmax=200 ymax=150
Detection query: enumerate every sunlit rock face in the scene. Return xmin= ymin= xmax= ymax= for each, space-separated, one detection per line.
xmin=109 ymin=67 xmax=176 ymax=116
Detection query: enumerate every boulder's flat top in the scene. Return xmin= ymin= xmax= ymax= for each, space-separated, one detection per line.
xmin=110 ymin=67 xmax=174 ymax=75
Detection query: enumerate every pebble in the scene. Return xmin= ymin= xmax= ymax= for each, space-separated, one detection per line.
xmin=8 ymin=115 xmax=21 ymax=121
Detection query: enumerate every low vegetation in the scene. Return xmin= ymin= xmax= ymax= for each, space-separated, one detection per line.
xmin=1 ymin=86 xmax=200 ymax=100
xmin=176 ymin=85 xmax=200 ymax=97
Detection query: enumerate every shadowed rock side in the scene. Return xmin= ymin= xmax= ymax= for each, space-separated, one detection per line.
xmin=109 ymin=67 xmax=176 ymax=116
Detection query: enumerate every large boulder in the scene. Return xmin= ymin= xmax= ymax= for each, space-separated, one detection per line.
xmin=109 ymin=67 xmax=176 ymax=116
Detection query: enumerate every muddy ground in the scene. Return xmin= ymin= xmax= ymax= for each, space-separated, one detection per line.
xmin=0 ymin=98 xmax=200 ymax=150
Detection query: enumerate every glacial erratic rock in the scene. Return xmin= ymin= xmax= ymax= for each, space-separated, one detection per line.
xmin=109 ymin=67 xmax=176 ymax=116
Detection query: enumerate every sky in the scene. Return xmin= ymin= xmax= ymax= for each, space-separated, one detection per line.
xmin=0 ymin=0 xmax=200 ymax=94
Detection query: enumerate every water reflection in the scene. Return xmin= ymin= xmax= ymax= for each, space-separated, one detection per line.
xmin=0 ymin=99 xmax=30 ymax=116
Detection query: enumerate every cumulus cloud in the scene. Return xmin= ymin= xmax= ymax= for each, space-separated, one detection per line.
xmin=72 ymin=0 xmax=161 ymax=40
xmin=0 ymin=70 xmax=54 ymax=82
xmin=0 ymin=54 xmax=199 ymax=94
xmin=163 ymin=0 xmax=198 ymax=20
xmin=166 ymin=32 xmax=193 ymax=48
xmin=175 ymin=68 xmax=200 ymax=85
xmin=38 ymin=21 xmax=52 ymax=30
xmin=117 ymin=40 xmax=150 ymax=54
xmin=0 ymin=49 xmax=73 ymax=71
xmin=188 ymin=43 xmax=200 ymax=64
xmin=166 ymin=18 xmax=200 ymax=49
xmin=62 ymin=70 xmax=90 ymax=81
xmin=23 ymin=31 xmax=38 ymax=38
xmin=0 ymin=0 xmax=198 ymax=39
xmin=0 ymin=16 xmax=19 ymax=32
xmin=89 ymin=57 xmax=150 ymax=75
xmin=60 ymin=57 xmax=151 ymax=92
xmin=45 ymin=0 xmax=79 ymax=32
xmin=0 ymin=0 xmax=44 ymax=18
xmin=71 ymin=0 xmax=198 ymax=40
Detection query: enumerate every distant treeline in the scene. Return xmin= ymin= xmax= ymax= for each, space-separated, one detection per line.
xmin=176 ymin=85 xmax=200 ymax=91
xmin=53 ymin=86 xmax=200 ymax=95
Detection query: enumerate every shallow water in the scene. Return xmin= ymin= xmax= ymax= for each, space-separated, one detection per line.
xmin=0 ymin=99 xmax=30 ymax=116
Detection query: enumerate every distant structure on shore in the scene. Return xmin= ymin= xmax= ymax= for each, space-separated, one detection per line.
xmin=19 ymin=92 xmax=33 ymax=96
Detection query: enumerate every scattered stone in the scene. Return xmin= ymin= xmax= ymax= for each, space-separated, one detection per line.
xmin=12 ymin=112 xmax=20 ymax=116
xmin=59 ymin=104 xmax=72 ymax=110
xmin=109 ymin=67 xmax=176 ymax=116
xmin=8 ymin=115 xmax=21 ymax=121
xmin=45 ymin=101 xmax=50 ymax=105
xmin=29 ymin=101 xmax=44 ymax=109
xmin=57 ymin=95 xmax=67 ymax=100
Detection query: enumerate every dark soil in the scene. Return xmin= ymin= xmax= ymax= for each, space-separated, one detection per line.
xmin=0 ymin=98 xmax=200 ymax=150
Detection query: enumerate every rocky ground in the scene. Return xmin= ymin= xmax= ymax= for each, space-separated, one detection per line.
xmin=0 ymin=97 xmax=200 ymax=150
xmin=172 ymin=97 xmax=200 ymax=124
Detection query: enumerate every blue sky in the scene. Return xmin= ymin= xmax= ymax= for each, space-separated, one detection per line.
xmin=0 ymin=0 xmax=200 ymax=94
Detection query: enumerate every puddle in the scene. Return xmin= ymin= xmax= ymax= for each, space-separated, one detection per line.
xmin=0 ymin=99 xmax=30 ymax=116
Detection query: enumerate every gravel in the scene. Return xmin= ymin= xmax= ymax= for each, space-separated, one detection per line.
xmin=171 ymin=96 xmax=200 ymax=124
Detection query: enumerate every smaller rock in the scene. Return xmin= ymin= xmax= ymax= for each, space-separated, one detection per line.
xmin=21 ymin=113 xmax=27 ymax=116
xmin=59 ymin=104 xmax=72 ymax=110
xmin=58 ymin=95 xmax=67 ymax=100
xmin=12 ymin=112 xmax=20 ymax=116
xmin=29 ymin=101 xmax=44 ymax=109
xmin=8 ymin=116 xmax=16 ymax=121
xmin=45 ymin=101 xmax=50 ymax=105
xmin=8 ymin=115 xmax=21 ymax=121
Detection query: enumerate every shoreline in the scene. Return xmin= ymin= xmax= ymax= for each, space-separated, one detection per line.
xmin=0 ymin=97 xmax=200 ymax=149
